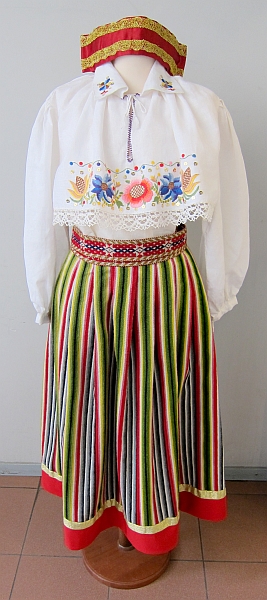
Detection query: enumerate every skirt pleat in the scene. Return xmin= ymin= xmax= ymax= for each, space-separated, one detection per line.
xmin=41 ymin=246 xmax=227 ymax=554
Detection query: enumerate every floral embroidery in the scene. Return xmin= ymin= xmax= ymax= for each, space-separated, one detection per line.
xmin=91 ymin=174 xmax=114 ymax=202
xmin=122 ymin=179 xmax=153 ymax=208
xmin=67 ymin=158 xmax=200 ymax=210
xmin=159 ymin=173 xmax=183 ymax=202
xmin=97 ymin=77 xmax=114 ymax=95
xmin=160 ymin=76 xmax=175 ymax=91
xmin=68 ymin=175 xmax=89 ymax=202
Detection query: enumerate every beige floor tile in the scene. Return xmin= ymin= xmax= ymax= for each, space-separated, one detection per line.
xmin=205 ymin=561 xmax=267 ymax=600
xmin=109 ymin=561 xmax=206 ymax=599
xmin=200 ymin=494 xmax=267 ymax=562
xmin=0 ymin=555 xmax=19 ymax=600
xmin=10 ymin=556 xmax=108 ymax=600
xmin=226 ymin=480 xmax=267 ymax=495
xmin=0 ymin=476 xmax=40 ymax=488
xmin=23 ymin=489 xmax=78 ymax=557
xmin=0 ymin=488 xmax=37 ymax=554
xmin=171 ymin=513 xmax=202 ymax=560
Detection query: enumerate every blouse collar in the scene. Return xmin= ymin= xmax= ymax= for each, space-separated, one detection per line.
xmin=93 ymin=60 xmax=184 ymax=99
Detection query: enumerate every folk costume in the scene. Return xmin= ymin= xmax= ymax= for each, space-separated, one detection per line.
xmin=24 ymin=16 xmax=249 ymax=554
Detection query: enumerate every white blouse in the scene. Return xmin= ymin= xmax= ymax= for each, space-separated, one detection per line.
xmin=24 ymin=60 xmax=249 ymax=324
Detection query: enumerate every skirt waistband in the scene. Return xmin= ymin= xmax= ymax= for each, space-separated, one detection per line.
xmin=71 ymin=226 xmax=187 ymax=267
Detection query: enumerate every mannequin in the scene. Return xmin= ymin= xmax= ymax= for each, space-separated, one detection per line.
xmin=82 ymin=55 xmax=172 ymax=587
xmin=113 ymin=55 xmax=154 ymax=94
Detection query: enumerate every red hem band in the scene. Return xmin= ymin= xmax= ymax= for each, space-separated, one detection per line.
xmin=42 ymin=470 xmax=62 ymax=497
xmin=179 ymin=490 xmax=227 ymax=521
xmin=42 ymin=471 xmax=227 ymax=552
xmin=64 ymin=506 xmax=178 ymax=554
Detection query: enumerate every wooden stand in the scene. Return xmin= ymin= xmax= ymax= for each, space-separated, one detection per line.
xmin=82 ymin=528 xmax=170 ymax=589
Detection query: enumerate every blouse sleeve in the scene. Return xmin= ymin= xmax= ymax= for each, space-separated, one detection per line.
xmin=199 ymin=99 xmax=249 ymax=321
xmin=24 ymin=93 xmax=70 ymax=324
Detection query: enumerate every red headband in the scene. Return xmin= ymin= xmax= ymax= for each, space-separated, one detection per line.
xmin=81 ymin=16 xmax=187 ymax=77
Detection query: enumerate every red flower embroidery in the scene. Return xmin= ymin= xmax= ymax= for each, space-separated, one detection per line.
xmin=122 ymin=179 xmax=153 ymax=208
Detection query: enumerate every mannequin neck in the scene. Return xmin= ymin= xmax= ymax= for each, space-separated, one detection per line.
xmin=113 ymin=55 xmax=154 ymax=94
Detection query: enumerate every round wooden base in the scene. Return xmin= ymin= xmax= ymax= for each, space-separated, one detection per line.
xmin=82 ymin=527 xmax=170 ymax=589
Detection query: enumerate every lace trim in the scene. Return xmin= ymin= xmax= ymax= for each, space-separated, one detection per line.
xmin=53 ymin=203 xmax=213 ymax=230
xmin=80 ymin=17 xmax=187 ymax=58
xmin=81 ymin=40 xmax=184 ymax=78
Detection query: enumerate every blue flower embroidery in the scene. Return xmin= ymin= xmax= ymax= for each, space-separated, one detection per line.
xmin=159 ymin=173 xmax=183 ymax=201
xmin=91 ymin=174 xmax=114 ymax=203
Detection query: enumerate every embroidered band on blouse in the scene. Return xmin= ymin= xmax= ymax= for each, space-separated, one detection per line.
xmin=53 ymin=156 xmax=211 ymax=230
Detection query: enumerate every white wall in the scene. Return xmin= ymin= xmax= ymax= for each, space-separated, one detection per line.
xmin=0 ymin=0 xmax=266 ymax=469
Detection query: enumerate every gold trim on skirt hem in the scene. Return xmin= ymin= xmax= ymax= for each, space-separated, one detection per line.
xmin=179 ymin=483 xmax=226 ymax=500
xmin=63 ymin=498 xmax=179 ymax=533
xmin=42 ymin=463 xmax=62 ymax=481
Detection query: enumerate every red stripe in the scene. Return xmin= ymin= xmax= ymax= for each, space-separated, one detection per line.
xmin=93 ymin=268 xmax=102 ymax=515
xmin=134 ymin=273 xmax=142 ymax=525
xmin=116 ymin=268 xmax=137 ymax=484
xmin=185 ymin=254 xmax=203 ymax=489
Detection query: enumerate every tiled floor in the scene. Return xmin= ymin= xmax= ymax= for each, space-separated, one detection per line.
xmin=1 ymin=478 xmax=267 ymax=600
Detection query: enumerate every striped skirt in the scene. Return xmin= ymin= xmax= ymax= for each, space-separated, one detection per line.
xmin=41 ymin=227 xmax=226 ymax=554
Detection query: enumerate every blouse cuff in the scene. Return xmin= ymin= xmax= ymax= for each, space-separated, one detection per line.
xmin=211 ymin=295 xmax=238 ymax=322
xmin=35 ymin=310 xmax=51 ymax=325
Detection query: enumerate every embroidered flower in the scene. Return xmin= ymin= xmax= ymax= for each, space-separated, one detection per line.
xmin=122 ymin=178 xmax=153 ymax=208
xmin=68 ymin=175 xmax=89 ymax=201
xmin=91 ymin=174 xmax=114 ymax=203
xmin=159 ymin=173 xmax=183 ymax=201
xmin=160 ymin=76 xmax=175 ymax=91
xmin=98 ymin=77 xmax=114 ymax=95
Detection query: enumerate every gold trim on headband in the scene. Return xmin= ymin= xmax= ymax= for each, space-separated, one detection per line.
xmin=81 ymin=39 xmax=183 ymax=76
xmin=81 ymin=16 xmax=187 ymax=58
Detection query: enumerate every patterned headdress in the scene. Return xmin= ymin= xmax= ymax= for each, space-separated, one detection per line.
xmin=81 ymin=16 xmax=187 ymax=77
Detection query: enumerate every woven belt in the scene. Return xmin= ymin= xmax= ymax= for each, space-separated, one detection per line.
xmin=71 ymin=226 xmax=187 ymax=267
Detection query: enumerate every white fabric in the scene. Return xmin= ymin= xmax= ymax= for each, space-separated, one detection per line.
xmin=24 ymin=60 xmax=249 ymax=324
